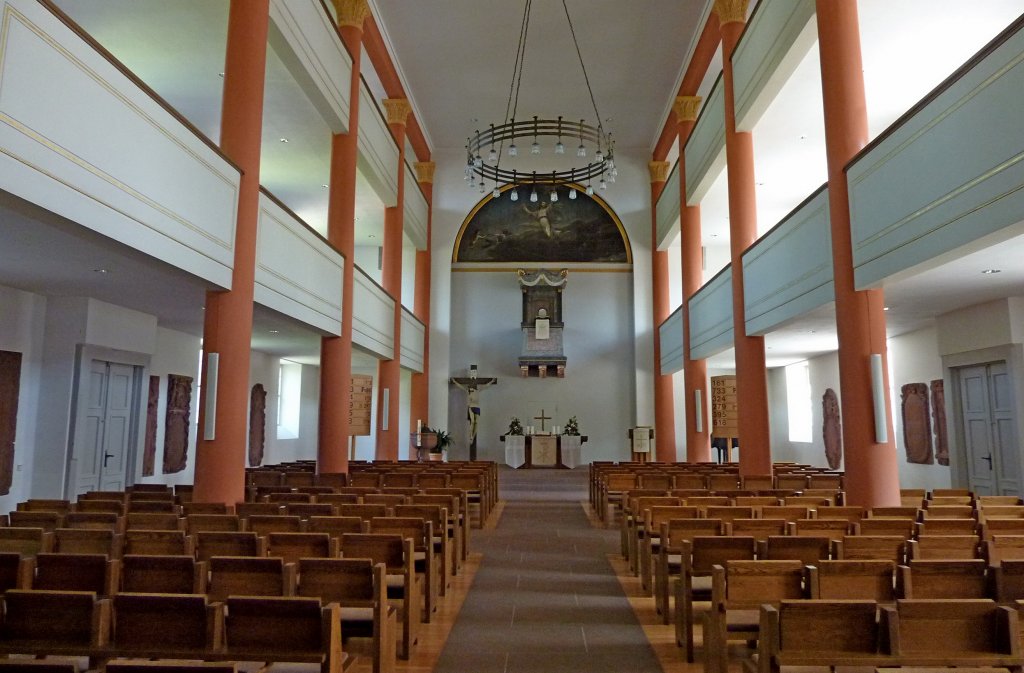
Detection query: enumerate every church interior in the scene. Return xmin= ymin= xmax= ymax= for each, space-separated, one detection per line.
xmin=1 ymin=0 xmax=1024 ymax=670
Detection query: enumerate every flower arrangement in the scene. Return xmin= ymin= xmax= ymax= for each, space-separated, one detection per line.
xmin=563 ymin=416 xmax=580 ymax=436
xmin=507 ymin=417 xmax=524 ymax=436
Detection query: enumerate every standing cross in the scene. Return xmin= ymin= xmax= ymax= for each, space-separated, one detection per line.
xmin=534 ymin=409 xmax=551 ymax=432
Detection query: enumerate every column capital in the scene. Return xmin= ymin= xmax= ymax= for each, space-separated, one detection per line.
xmin=333 ymin=0 xmax=371 ymax=30
xmin=714 ymin=0 xmax=749 ymax=25
xmin=648 ymin=161 xmax=671 ymax=183
xmin=673 ymin=96 xmax=702 ymax=123
xmin=414 ymin=161 xmax=435 ymax=184
xmin=383 ymin=98 xmax=412 ymax=127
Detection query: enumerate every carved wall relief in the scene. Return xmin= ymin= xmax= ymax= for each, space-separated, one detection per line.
xmin=931 ymin=379 xmax=949 ymax=466
xmin=163 ymin=374 xmax=193 ymax=474
xmin=142 ymin=375 xmax=159 ymax=476
xmin=901 ymin=382 xmax=933 ymax=464
xmin=249 ymin=383 xmax=267 ymax=467
xmin=822 ymin=388 xmax=843 ymax=469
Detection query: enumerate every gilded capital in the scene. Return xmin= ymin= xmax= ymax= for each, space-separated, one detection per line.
xmin=333 ymin=0 xmax=371 ymax=30
xmin=673 ymin=96 xmax=702 ymax=122
xmin=382 ymin=98 xmax=412 ymax=126
xmin=414 ymin=161 xmax=435 ymax=184
xmin=713 ymin=0 xmax=749 ymax=25
xmin=648 ymin=161 xmax=671 ymax=184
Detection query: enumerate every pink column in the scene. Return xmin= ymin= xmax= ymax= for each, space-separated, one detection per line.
xmin=816 ymin=0 xmax=900 ymax=506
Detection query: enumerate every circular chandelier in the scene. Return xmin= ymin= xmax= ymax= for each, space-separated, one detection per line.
xmin=464 ymin=0 xmax=616 ymax=202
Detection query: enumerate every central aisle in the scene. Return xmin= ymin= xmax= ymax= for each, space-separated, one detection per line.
xmin=432 ymin=467 xmax=663 ymax=673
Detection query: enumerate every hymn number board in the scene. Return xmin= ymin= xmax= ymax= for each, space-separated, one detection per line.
xmin=711 ymin=375 xmax=738 ymax=439
xmin=349 ymin=374 xmax=373 ymax=436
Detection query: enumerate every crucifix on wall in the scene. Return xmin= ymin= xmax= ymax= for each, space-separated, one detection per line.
xmin=449 ymin=365 xmax=497 ymax=460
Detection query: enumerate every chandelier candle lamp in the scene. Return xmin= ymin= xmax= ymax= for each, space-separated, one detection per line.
xmin=464 ymin=0 xmax=616 ymax=201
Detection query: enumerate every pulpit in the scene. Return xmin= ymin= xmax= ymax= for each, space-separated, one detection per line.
xmin=501 ymin=434 xmax=587 ymax=468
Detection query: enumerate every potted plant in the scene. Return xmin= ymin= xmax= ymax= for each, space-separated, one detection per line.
xmin=507 ymin=417 xmax=524 ymax=436
xmin=427 ymin=427 xmax=451 ymax=461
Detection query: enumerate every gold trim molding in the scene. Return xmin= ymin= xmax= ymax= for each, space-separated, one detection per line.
xmin=714 ymin=0 xmax=749 ymax=25
xmin=333 ymin=0 xmax=371 ymax=29
xmin=673 ymin=96 xmax=702 ymax=122
xmin=648 ymin=161 xmax=671 ymax=183
xmin=413 ymin=161 xmax=435 ymax=184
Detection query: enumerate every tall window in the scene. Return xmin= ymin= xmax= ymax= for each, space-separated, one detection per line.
xmin=277 ymin=360 xmax=302 ymax=440
xmin=786 ymin=361 xmax=812 ymax=443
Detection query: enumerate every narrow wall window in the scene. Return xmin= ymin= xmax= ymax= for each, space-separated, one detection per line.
xmin=786 ymin=361 xmax=812 ymax=443
xmin=277 ymin=360 xmax=302 ymax=440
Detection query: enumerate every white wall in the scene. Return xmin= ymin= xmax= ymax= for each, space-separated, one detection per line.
xmin=447 ymin=271 xmax=635 ymax=462
xmin=247 ymin=352 xmax=319 ymax=466
xmin=401 ymin=239 xmax=417 ymax=311
xmin=135 ymin=326 xmax=201 ymax=487
xmin=768 ymin=326 xmax=950 ymax=488
xmin=429 ymin=147 xmax=656 ymax=451
xmin=0 ymin=285 xmax=46 ymax=512
xmin=353 ymin=244 xmax=382 ymax=285
xmin=888 ymin=326 xmax=950 ymax=489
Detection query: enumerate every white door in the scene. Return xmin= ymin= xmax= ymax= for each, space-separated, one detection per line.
xmin=959 ymin=362 xmax=1020 ymax=496
xmin=74 ymin=360 xmax=135 ymax=495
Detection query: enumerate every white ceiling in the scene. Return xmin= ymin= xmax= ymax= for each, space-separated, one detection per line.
xmin=22 ymin=0 xmax=1024 ymax=370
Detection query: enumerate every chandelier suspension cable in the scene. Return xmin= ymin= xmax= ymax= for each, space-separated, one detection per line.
xmin=561 ymin=0 xmax=603 ymax=139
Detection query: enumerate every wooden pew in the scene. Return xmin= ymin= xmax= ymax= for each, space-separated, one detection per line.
xmin=207 ymin=556 xmax=294 ymax=601
xmin=123 ymin=529 xmax=193 ymax=556
xmin=125 ymin=512 xmax=182 ymax=531
xmin=265 ymin=532 xmax=336 ymax=564
xmin=369 ymin=517 xmax=438 ymax=622
xmin=992 ymin=559 xmax=1024 ymax=602
xmin=0 ymin=589 xmax=109 ymax=657
xmin=194 ymin=532 xmax=265 ymax=563
xmin=638 ymin=505 xmax=700 ymax=589
xmin=108 ymin=593 xmax=221 ymax=660
xmin=704 ymin=560 xmax=805 ymax=673
xmin=760 ymin=536 xmax=830 ymax=564
xmin=244 ymin=514 xmax=303 ymax=536
xmin=186 ymin=514 xmax=242 ymax=535
xmin=412 ymin=494 xmax=466 ymax=571
xmin=120 ymin=554 xmax=206 ymax=594
xmin=0 ymin=527 xmax=53 ymax=557
xmin=104 ymin=663 xmax=236 ymax=673
xmin=907 ymin=534 xmax=982 ymax=560
xmin=989 ymin=535 xmax=1024 ymax=564
xmin=52 ymin=528 xmax=122 ymax=557
xmin=754 ymin=505 xmax=812 ymax=524
xmin=8 ymin=511 xmax=63 ymax=532
xmin=897 ymin=558 xmax=989 ymax=598
xmin=297 ymin=558 xmax=397 ymax=673
xmin=753 ymin=599 xmax=885 ymax=673
xmin=0 ymin=552 xmax=34 ymax=592
xmin=652 ymin=518 xmax=724 ymax=620
xmin=856 ymin=517 xmax=916 ymax=537
xmin=16 ymin=499 xmax=71 ymax=514
xmin=885 ymin=598 xmax=1022 ymax=669
xmin=395 ymin=504 xmax=452 ymax=596
xmin=833 ymin=534 xmax=906 ymax=564
xmin=33 ymin=553 xmax=119 ymax=595
xmin=223 ymin=596 xmax=344 ymax=673
xmin=340 ymin=533 xmax=419 ymax=660
xmin=672 ymin=536 xmax=756 ymax=661
xmin=64 ymin=512 xmax=122 ymax=533
xmin=727 ymin=518 xmax=786 ymax=543
xmin=807 ymin=559 xmax=897 ymax=602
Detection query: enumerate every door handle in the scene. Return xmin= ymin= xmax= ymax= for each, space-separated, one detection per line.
xmin=103 ymin=453 xmax=115 ymax=468
xmin=981 ymin=454 xmax=993 ymax=467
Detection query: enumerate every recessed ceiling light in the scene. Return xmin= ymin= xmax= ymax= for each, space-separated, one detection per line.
xmin=279 ymin=138 xmax=289 ymax=143
xmin=981 ymin=269 xmax=1002 ymax=274
xmin=883 ymin=306 xmax=890 ymax=311
xmin=368 ymin=234 xmax=375 ymax=238
xmin=756 ymin=182 xmax=765 ymax=186
xmin=269 ymin=330 xmax=279 ymax=334
xmin=321 ymin=184 xmax=329 ymax=189
xmin=218 ymin=72 xmax=224 ymax=78
xmin=93 ymin=268 xmax=109 ymax=274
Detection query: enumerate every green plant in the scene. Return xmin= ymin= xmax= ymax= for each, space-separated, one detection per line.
xmin=423 ymin=426 xmax=451 ymax=452
xmin=563 ymin=416 xmax=580 ymax=436
xmin=507 ymin=417 xmax=524 ymax=436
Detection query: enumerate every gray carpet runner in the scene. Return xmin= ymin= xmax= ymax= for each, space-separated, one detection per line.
xmin=432 ymin=467 xmax=663 ymax=673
